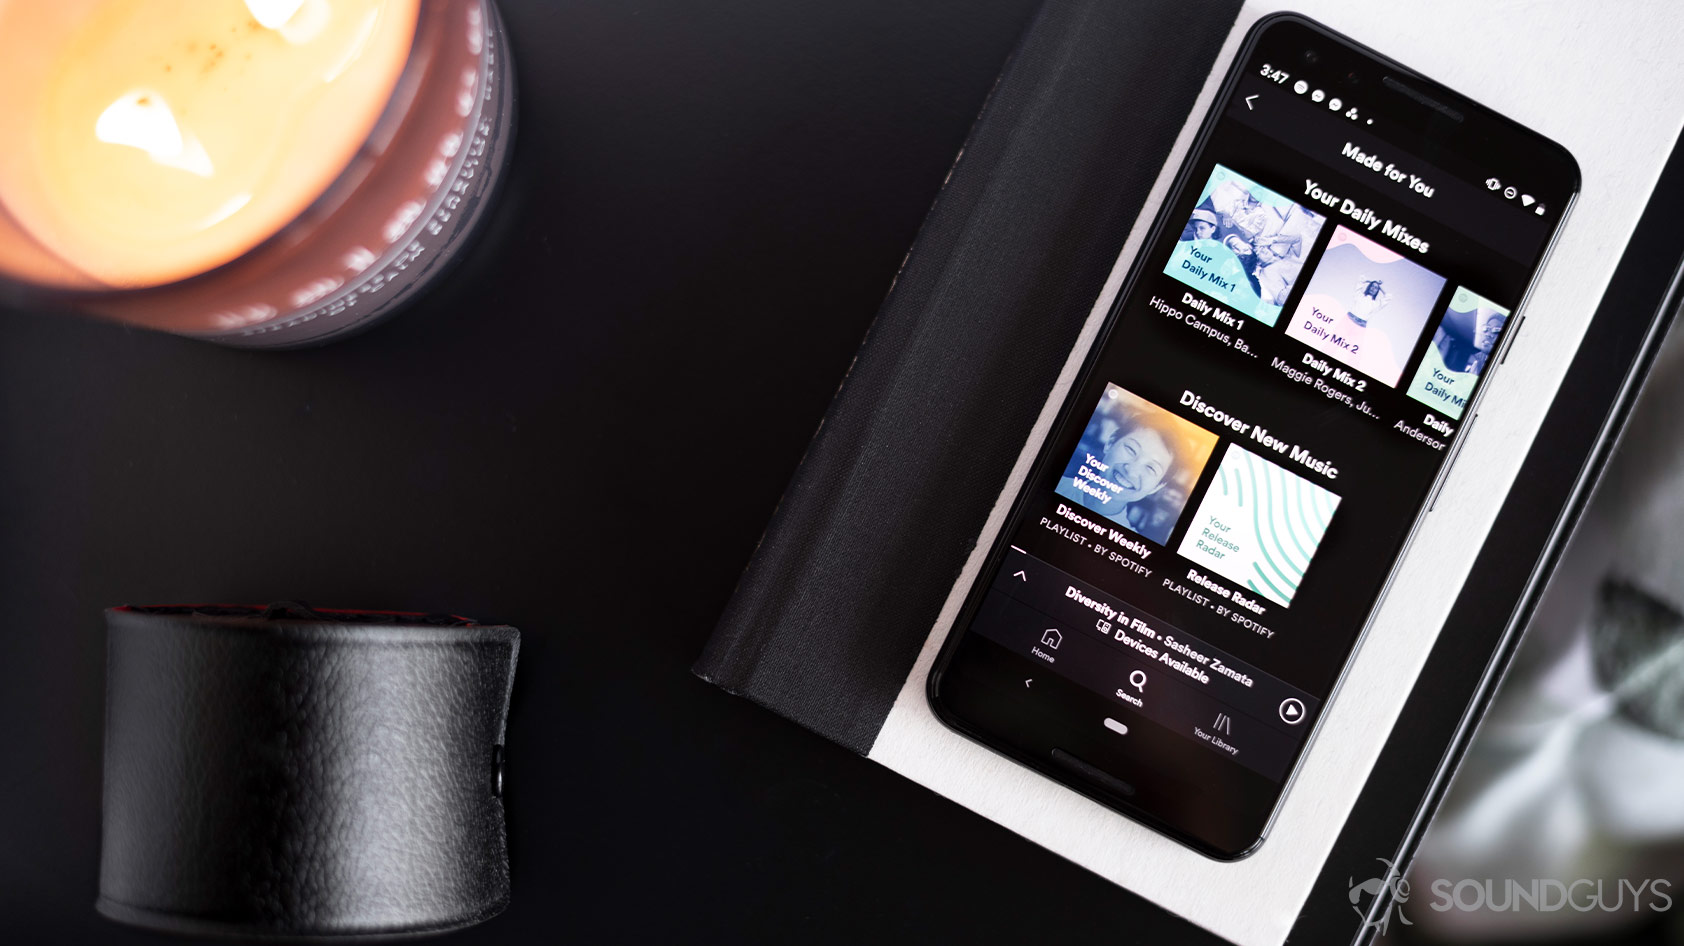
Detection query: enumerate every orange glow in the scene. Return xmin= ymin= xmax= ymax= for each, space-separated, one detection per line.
xmin=0 ymin=0 xmax=420 ymax=288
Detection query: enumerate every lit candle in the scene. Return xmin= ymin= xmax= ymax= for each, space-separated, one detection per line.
xmin=0 ymin=0 xmax=421 ymax=289
xmin=0 ymin=0 xmax=513 ymax=347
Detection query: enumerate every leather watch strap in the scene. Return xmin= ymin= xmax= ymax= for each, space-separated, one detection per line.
xmin=98 ymin=604 xmax=519 ymax=938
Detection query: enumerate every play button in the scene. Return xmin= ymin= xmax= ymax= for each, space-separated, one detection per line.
xmin=1279 ymin=698 xmax=1306 ymax=725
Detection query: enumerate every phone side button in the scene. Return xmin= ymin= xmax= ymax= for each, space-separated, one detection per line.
xmin=1500 ymin=316 xmax=1524 ymax=366
xmin=1051 ymin=748 xmax=1137 ymax=797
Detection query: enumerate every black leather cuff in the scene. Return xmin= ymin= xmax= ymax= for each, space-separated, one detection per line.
xmin=98 ymin=604 xmax=520 ymax=939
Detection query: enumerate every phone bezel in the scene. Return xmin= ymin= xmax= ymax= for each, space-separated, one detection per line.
xmin=926 ymin=10 xmax=1581 ymax=861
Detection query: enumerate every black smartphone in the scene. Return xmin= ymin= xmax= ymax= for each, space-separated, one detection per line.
xmin=926 ymin=12 xmax=1579 ymax=861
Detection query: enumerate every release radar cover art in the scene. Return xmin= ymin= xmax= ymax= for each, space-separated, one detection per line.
xmin=1163 ymin=164 xmax=1326 ymax=327
xmin=1176 ymin=444 xmax=1341 ymax=607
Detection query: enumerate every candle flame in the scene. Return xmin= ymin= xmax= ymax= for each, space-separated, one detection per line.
xmin=245 ymin=0 xmax=308 ymax=29
xmin=94 ymin=90 xmax=214 ymax=177
xmin=246 ymin=0 xmax=333 ymax=45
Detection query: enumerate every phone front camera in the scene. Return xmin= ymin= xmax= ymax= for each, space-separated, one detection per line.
xmin=1303 ymin=49 xmax=1320 ymax=65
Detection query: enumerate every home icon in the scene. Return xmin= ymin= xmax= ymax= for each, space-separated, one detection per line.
xmin=1041 ymin=628 xmax=1062 ymax=649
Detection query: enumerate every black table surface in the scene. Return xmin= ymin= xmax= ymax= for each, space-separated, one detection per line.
xmin=0 ymin=0 xmax=1223 ymax=942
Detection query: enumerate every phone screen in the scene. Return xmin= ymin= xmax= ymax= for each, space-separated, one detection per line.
xmin=928 ymin=14 xmax=1579 ymax=859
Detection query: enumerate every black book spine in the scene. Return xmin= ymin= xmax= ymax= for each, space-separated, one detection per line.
xmin=696 ymin=0 xmax=1244 ymax=754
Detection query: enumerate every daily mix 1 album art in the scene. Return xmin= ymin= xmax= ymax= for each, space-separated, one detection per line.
xmin=1163 ymin=164 xmax=1326 ymax=327
xmin=1405 ymin=287 xmax=1509 ymax=420
xmin=1176 ymin=444 xmax=1341 ymax=607
xmin=1285 ymin=225 xmax=1447 ymax=387
xmin=1054 ymin=383 xmax=1221 ymax=546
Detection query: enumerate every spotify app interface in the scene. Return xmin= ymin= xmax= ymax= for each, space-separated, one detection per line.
xmin=949 ymin=41 xmax=1570 ymax=795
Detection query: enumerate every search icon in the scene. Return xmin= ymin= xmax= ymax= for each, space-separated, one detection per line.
xmin=1128 ymin=669 xmax=1147 ymax=693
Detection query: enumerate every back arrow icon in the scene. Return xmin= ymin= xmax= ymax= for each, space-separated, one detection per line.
xmin=1245 ymin=94 xmax=1258 ymax=110
xmin=1013 ymin=570 xmax=1027 ymax=581
xmin=1024 ymin=679 xmax=1033 ymax=688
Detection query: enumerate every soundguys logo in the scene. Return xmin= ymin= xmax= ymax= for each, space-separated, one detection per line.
xmin=1349 ymin=858 xmax=1413 ymax=935
xmin=1346 ymin=859 xmax=1676 ymax=933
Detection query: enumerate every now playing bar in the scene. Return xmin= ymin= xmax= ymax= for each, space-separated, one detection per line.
xmin=975 ymin=548 xmax=1318 ymax=780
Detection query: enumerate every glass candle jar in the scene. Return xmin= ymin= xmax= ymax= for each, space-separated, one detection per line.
xmin=0 ymin=0 xmax=514 ymax=347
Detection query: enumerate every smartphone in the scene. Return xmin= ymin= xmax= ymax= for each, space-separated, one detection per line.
xmin=926 ymin=12 xmax=1579 ymax=860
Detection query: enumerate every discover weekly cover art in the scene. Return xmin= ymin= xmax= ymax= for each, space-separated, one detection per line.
xmin=1053 ymin=384 xmax=1221 ymax=546
xmin=1162 ymin=164 xmax=1327 ymax=327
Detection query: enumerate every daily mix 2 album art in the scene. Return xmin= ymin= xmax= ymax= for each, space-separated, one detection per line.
xmin=1285 ymin=225 xmax=1447 ymax=387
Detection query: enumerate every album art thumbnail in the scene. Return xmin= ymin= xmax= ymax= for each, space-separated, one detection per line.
xmin=1162 ymin=163 xmax=1327 ymax=327
xmin=1405 ymin=287 xmax=1510 ymax=420
xmin=1176 ymin=444 xmax=1341 ymax=608
xmin=1284 ymin=226 xmax=1448 ymax=387
xmin=1053 ymin=383 xmax=1221 ymax=546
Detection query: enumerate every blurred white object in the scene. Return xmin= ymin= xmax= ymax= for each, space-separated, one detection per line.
xmin=1407 ymin=313 xmax=1684 ymax=942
